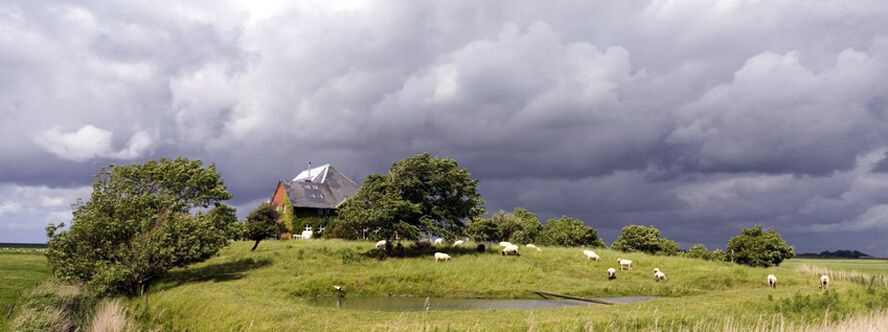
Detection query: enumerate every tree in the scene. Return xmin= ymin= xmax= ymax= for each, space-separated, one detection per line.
xmin=537 ymin=216 xmax=605 ymax=247
xmin=686 ymin=243 xmax=712 ymax=260
xmin=510 ymin=208 xmax=543 ymax=244
xmin=726 ymin=225 xmax=794 ymax=267
xmin=45 ymin=158 xmax=235 ymax=296
xmin=338 ymin=153 xmax=485 ymax=241
xmin=243 ymin=203 xmax=284 ymax=251
xmin=611 ymin=225 xmax=678 ymax=255
xmin=466 ymin=217 xmax=502 ymax=242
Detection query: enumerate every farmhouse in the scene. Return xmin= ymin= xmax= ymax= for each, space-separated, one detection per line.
xmin=270 ymin=163 xmax=360 ymax=238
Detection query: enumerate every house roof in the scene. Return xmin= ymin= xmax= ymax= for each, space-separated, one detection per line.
xmin=282 ymin=164 xmax=359 ymax=209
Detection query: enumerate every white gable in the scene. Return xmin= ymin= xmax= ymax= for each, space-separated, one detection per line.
xmin=292 ymin=164 xmax=330 ymax=183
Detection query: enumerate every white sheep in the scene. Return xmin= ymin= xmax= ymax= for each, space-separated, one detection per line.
xmin=526 ymin=244 xmax=541 ymax=251
xmin=607 ymin=268 xmax=617 ymax=280
xmin=434 ymin=252 xmax=452 ymax=261
xmin=434 ymin=238 xmax=445 ymax=246
xmin=499 ymin=241 xmax=513 ymax=247
xmin=583 ymin=250 xmax=600 ymax=261
xmin=501 ymin=244 xmax=520 ymax=256
xmin=653 ymin=268 xmax=666 ymax=282
xmin=453 ymin=240 xmax=465 ymax=247
xmin=767 ymin=274 xmax=778 ymax=289
xmin=375 ymin=240 xmax=387 ymax=249
xmin=820 ymin=275 xmax=830 ymax=289
xmin=617 ymin=258 xmax=633 ymax=271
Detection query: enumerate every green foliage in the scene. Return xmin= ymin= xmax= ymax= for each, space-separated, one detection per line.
xmin=338 ymin=153 xmax=484 ymax=241
xmin=685 ymin=243 xmax=712 ymax=260
xmin=243 ymin=203 xmax=283 ymax=251
xmin=611 ymin=225 xmax=678 ymax=255
xmin=710 ymin=248 xmax=727 ymax=262
xmin=45 ymin=158 xmax=235 ymax=296
xmin=11 ymin=281 xmax=98 ymax=332
xmin=536 ymin=216 xmax=605 ymax=247
xmin=726 ymin=225 xmax=794 ymax=267
xmin=466 ymin=217 xmax=502 ymax=242
xmin=466 ymin=208 xmax=543 ymax=243
xmin=325 ymin=217 xmax=362 ymax=240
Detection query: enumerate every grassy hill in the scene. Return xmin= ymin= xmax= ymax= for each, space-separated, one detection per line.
xmin=128 ymin=240 xmax=888 ymax=331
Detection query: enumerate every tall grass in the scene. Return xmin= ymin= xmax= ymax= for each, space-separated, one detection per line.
xmin=793 ymin=263 xmax=888 ymax=288
xmin=88 ymin=299 xmax=135 ymax=332
xmin=11 ymin=281 xmax=94 ymax=332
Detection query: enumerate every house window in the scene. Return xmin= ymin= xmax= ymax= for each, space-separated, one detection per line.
xmin=304 ymin=225 xmax=312 ymax=232
xmin=318 ymin=226 xmax=325 ymax=233
xmin=304 ymin=185 xmax=311 ymax=190
xmin=312 ymin=185 xmax=319 ymax=190
xmin=318 ymin=193 xmax=324 ymax=199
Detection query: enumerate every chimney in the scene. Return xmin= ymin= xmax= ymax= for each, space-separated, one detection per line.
xmin=306 ymin=161 xmax=312 ymax=182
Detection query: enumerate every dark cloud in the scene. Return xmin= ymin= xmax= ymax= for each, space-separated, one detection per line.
xmin=3 ymin=1 xmax=888 ymax=255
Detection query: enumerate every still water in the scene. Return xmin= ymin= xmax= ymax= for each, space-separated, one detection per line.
xmin=308 ymin=296 xmax=656 ymax=311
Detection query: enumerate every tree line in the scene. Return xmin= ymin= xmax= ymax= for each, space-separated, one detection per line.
xmin=44 ymin=154 xmax=794 ymax=299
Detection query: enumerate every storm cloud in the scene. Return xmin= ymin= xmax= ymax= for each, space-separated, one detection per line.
xmin=3 ymin=0 xmax=888 ymax=255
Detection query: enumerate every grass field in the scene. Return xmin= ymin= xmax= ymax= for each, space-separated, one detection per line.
xmin=127 ymin=240 xmax=888 ymax=331
xmin=783 ymin=258 xmax=888 ymax=277
xmin=0 ymin=249 xmax=50 ymax=331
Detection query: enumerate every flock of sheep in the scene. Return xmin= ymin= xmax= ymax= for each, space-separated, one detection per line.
xmin=374 ymin=240 xmax=832 ymax=289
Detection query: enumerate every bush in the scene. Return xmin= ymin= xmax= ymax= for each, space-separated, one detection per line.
xmin=726 ymin=225 xmax=794 ymax=267
xmin=611 ymin=225 xmax=678 ymax=255
xmin=537 ymin=216 xmax=605 ymax=247
xmin=686 ymin=243 xmax=712 ymax=260
xmin=466 ymin=217 xmax=502 ymax=242
xmin=325 ymin=217 xmax=362 ymax=240
xmin=465 ymin=207 xmax=542 ymax=244
xmin=710 ymin=248 xmax=727 ymax=262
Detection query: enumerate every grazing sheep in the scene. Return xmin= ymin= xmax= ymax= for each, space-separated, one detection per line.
xmin=453 ymin=240 xmax=465 ymax=247
xmin=653 ymin=268 xmax=666 ymax=282
xmin=434 ymin=252 xmax=452 ymax=261
xmin=499 ymin=241 xmax=513 ymax=247
xmin=476 ymin=244 xmax=486 ymax=253
xmin=501 ymin=244 xmax=520 ymax=256
xmin=820 ymin=275 xmax=830 ymax=289
xmin=607 ymin=268 xmax=617 ymax=280
xmin=375 ymin=240 xmax=387 ymax=249
xmin=583 ymin=250 xmax=600 ymax=261
xmin=767 ymin=274 xmax=778 ymax=289
xmin=526 ymin=244 xmax=541 ymax=251
xmin=617 ymin=258 xmax=633 ymax=271
xmin=434 ymin=238 xmax=444 ymax=246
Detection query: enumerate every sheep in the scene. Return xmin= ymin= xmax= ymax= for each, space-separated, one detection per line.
xmin=526 ymin=244 xmax=541 ymax=251
xmin=434 ymin=252 xmax=452 ymax=261
xmin=501 ymin=244 xmax=520 ymax=256
xmin=607 ymin=268 xmax=617 ymax=280
xmin=820 ymin=275 xmax=830 ymax=289
xmin=583 ymin=250 xmax=600 ymax=261
xmin=375 ymin=240 xmax=387 ymax=249
xmin=767 ymin=274 xmax=778 ymax=289
xmin=453 ymin=240 xmax=465 ymax=247
xmin=617 ymin=258 xmax=633 ymax=271
xmin=434 ymin=238 xmax=444 ymax=246
xmin=499 ymin=241 xmax=513 ymax=247
xmin=653 ymin=268 xmax=666 ymax=282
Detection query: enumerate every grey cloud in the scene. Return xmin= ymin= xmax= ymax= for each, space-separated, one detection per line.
xmin=3 ymin=1 xmax=888 ymax=255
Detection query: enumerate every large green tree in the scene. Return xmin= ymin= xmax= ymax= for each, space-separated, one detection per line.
xmin=45 ymin=158 xmax=235 ymax=296
xmin=337 ymin=153 xmax=484 ymax=241
xmin=537 ymin=216 xmax=605 ymax=247
xmin=611 ymin=225 xmax=679 ymax=255
xmin=726 ymin=225 xmax=794 ymax=267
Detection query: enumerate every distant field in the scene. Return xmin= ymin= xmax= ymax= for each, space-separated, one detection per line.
xmin=783 ymin=258 xmax=888 ymax=276
xmin=0 ymin=250 xmax=49 ymax=331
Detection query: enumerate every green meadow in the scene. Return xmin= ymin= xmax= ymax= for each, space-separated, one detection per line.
xmin=120 ymin=240 xmax=888 ymax=331
xmin=0 ymin=249 xmax=49 ymax=331
xmin=782 ymin=258 xmax=888 ymax=277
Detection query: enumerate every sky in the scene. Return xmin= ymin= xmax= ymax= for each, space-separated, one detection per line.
xmin=2 ymin=0 xmax=888 ymax=255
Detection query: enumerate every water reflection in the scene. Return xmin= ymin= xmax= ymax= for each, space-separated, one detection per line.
xmin=310 ymin=296 xmax=656 ymax=312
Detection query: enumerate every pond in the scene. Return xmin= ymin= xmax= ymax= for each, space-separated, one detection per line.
xmin=308 ymin=296 xmax=656 ymax=312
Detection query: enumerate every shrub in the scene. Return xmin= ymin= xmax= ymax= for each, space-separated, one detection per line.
xmin=537 ymin=216 xmax=605 ymax=247
xmin=243 ymin=203 xmax=284 ymax=251
xmin=611 ymin=225 xmax=678 ymax=255
xmin=686 ymin=243 xmax=712 ymax=260
xmin=465 ymin=207 xmax=542 ymax=243
xmin=466 ymin=217 xmax=502 ymax=242
xmin=726 ymin=225 xmax=794 ymax=267
xmin=710 ymin=248 xmax=727 ymax=262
